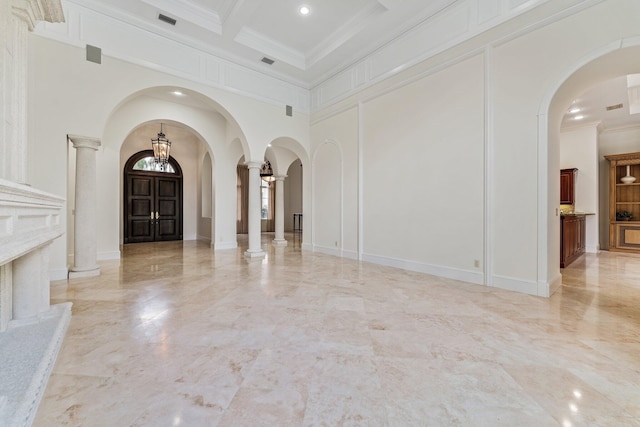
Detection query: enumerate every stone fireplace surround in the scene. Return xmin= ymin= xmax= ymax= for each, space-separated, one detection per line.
xmin=0 ymin=1 xmax=69 ymax=426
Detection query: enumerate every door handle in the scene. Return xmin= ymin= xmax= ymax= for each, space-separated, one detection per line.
xmin=150 ymin=212 xmax=154 ymax=220
xmin=156 ymin=211 xmax=159 ymax=220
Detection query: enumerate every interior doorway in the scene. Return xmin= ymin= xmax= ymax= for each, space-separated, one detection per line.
xmin=124 ymin=150 xmax=183 ymax=243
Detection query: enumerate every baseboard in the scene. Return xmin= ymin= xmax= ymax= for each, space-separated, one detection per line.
xmin=362 ymin=253 xmax=484 ymax=285
xmin=543 ymin=272 xmax=563 ymax=297
xmin=586 ymin=244 xmax=599 ymax=254
xmin=491 ymin=274 xmax=538 ymax=296
xmin=341 ymin=249 xmax=358 ymax=260
xmin=313 ymin=245 xmax=341 ymax=257
xmin=98 ymin=251 xmax=120 ymax=261
xmin=214 ymin=241 xmax=237 ymax=251
xmin=301 ymin=243 xmax=313 ymax=252
xmin=49 ymin=267 xmax=68 ymax=281
xmin=196 ymin=235 xmax=212 ymax=246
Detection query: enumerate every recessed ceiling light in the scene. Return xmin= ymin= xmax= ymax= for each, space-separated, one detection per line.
xmin=172 ymin=91 xmax=184 ymax=96
xmin=299 ymin=5 xmax=310 ymax=16
xmin=574 ymin=115 xmax=584 ymax=120
xmin=569 ymin=107 xmax=580 ymax=113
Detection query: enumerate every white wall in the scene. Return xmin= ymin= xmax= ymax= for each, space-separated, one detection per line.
xmin=560 ymin=124 xmax=599 ymax=253
xmin=28 ymin=36 xmax=310 ymax=274
xmin=27 ymin=0 xmax=640 ymax=295
xmin=199 ymin=151 xmax=213 ymax=244
xmin=310 ymin=107 xmax=358 ymax=257
xmin=308 ymin=0 xmax=640 ymax=296
xmin=312 ymin=142 xmax=342 ymax=255
xmin=284 ymin=159 xmax=303 ymax=232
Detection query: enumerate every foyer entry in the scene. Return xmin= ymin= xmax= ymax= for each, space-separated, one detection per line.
xmin=124 ymin=150 xmax=183 ymax=243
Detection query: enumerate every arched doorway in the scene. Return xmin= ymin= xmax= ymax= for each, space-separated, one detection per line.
xmin=124 ymin=150 xmax=183 ymax=243
xmin=541 ymin=44 xmax=640 ymax=291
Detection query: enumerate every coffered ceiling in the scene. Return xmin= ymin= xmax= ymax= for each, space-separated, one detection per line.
xmin=65 ymin=0 xmax=456 ymax=86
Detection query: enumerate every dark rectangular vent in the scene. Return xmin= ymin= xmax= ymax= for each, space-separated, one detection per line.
xmin=286 ymin=105 xmax=293 ymax=117
xmin=606 ymin=103 xmax=623 ymax=111
xmin=261 ymin=57 xmax=274 ymax=65
xmin=158 ymin=13 xmax=177 ymax=25
xmin=86 ymin=45 xmax=101 ymax=64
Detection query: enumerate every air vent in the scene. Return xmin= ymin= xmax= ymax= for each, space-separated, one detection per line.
xmin=261 ymin=57 xmax=275 ymax=65
xmin=606 ymin=103 xmax=623 ymax=111
xmin=86 ymin=44 xmax=101 ymax=64
xmin=286 ymin=105 xmax=293 ymax=117
xmin=158 ymin=13 xmax=177 ymax=25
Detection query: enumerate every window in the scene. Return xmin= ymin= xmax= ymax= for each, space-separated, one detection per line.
xmin=261 ymin=181 xmax=269 ymax=220
xmin=133 ymin=156 xmax=176 ymax=173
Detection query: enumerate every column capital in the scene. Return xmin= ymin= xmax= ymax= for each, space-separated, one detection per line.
xmin=245 ymin=161 xmax=263 ymax=169
xmin=12 ymin=0 xmax=65 ymax=31
xmin=274 ymin=175 xmax=287 ymax=181
xmin=68 ymin=135 xmax=101 ymax=151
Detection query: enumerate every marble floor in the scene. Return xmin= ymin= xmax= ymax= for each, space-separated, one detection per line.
xmin=34 ymin=235 xmax=640 ymax=426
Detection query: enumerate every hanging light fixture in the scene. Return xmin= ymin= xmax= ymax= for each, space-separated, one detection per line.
xmin=260 ymin=160 xmax=275 ymax=182
xmin=151 ymin=123 xmax=171 ymax=169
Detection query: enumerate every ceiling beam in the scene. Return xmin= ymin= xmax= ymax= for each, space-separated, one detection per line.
xmin=222 ymin=0 xmax=263 ymax=39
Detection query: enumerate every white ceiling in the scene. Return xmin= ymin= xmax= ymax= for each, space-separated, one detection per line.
xmin=63 ymin=0 xmax=640 ymax=131
xmin=561 ymin=75 xmax=640 ymax=131
xmin=71 ymin=0 xmax=455 ymax=86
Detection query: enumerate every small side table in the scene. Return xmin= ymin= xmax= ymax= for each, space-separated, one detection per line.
xmin=293 ymin=213 xmax=303 ymax=232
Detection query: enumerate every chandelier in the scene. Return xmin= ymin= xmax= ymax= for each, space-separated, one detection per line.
xmin=260 ymin=160 xmax=275 ymax=182
xmin=151 ymin=123 xmax=171 ymax=169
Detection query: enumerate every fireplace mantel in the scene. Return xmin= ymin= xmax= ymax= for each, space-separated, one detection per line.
xmin=0 ymin=179 xmax=64 ymax=267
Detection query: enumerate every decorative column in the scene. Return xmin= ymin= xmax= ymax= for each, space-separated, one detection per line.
xmin=68 ymin=135 xmax=101 ymax=278
xmin=245 ymin=162 xmax=265 ymax=258
xmin=272 ymin=175 xmax=287 ymax=247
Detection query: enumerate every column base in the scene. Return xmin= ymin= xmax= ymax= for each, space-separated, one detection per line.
xmin=272 ymin=239 xmax=288 ymax=247
xmin=244 ymin=250 xmax=266 ymax=259
xmin=68 ymin=266 xmax=100 ymax=279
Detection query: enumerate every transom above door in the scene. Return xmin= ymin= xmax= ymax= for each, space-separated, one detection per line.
xmin=124 ymin=150 xmax=183 ymax=243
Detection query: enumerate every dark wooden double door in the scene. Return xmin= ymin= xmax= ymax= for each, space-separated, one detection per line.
xmin=125 ymin=174 xmax=183 ymax=243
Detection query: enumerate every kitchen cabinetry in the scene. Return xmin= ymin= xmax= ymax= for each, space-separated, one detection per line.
xmin=605 ymin=152 xmax=640 ymax=254
xmin=561 ymin=214 xmax=585 ymax=268
xmin=560 ymin=168 xmax=577 ymax=205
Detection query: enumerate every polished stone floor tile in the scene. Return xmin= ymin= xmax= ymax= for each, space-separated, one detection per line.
xmin=34 ymin=237 xmax=640 ymax=426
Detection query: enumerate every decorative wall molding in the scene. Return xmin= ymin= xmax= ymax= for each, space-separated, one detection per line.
xmin=310 ymin=0 xmax=601 ymax=112
xmin=30 ymin=0 xmax=603 ymax=116
xmin=362 ymin=252 xmax=484 ymax=286
xmin=33 ymin=1 xmax=311 ymax=113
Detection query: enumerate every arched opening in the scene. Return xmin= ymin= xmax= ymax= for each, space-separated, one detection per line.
xmin=123 ymin=150 xmax=183 ymax=243
xmin=542 ymin=44 xmax=640 ymax=293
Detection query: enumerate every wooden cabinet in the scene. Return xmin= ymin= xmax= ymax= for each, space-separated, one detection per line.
xmin=605 ymin=152 xmax=640 ymax=254
xmin=561 ymin=214 xmax=585 ymax=268
xmin=560 ymin=168 xmax=577 ymax=204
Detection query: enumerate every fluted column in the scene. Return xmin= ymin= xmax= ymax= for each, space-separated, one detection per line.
xmin=68 ymin=135 xmax=101 ymax=278
xmin=272 ymin=175 xmax=287 ymax=247
xmin=245 ymin=162 xmax=265 ymax=258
